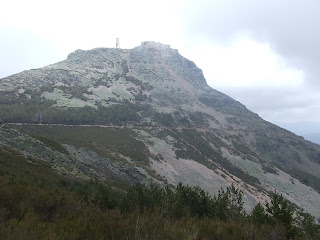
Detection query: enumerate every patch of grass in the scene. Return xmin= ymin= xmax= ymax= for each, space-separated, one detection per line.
xmin=10 ymin=125 xmax=150 ymax=164
xmin=262 ymin=163 xmax=278 ymax=175
xmin=29 ymin=135 xmax=69 ymax=155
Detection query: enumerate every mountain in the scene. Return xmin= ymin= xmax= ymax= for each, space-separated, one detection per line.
xmin=1 ymin=41 xmax=320 ymax=218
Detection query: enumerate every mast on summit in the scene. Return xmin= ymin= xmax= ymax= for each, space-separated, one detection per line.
xmin=116 ymin=38 xmax=120 ymax=48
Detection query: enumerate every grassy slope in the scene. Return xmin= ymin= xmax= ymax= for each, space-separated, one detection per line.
xmin=0 ymin=144 xmax=319 ymax=239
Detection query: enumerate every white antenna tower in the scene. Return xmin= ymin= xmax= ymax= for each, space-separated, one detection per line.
xmin=116 ymin=38 xmax=120 ymax=48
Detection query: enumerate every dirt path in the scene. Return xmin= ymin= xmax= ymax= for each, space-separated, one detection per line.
xmin=6 ymin=122 xmax=221 ymax=133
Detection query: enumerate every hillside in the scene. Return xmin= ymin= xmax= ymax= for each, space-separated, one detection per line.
xmin=1 ymin=41 xmax=320 ymax=219
xmin=1 ymin=141 xmax=319 ymax=239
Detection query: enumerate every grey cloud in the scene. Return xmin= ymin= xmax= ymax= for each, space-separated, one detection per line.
xmin=217 ymin=86 xmax=320 ymax=122
xmin=0 ymin=27 xmax=60 ymax=78
xmin=181 ymin=0 xmax=320 ymax=86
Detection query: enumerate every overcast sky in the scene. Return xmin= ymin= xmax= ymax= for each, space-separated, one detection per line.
xmin=1 ymin=0 xmax=319 ymax=124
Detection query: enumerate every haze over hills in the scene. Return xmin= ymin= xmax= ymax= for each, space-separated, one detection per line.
xmin=1 ymin=41 xmax=320 ymax=219
xmin=275 ymin=121 xmax=320 ymax=145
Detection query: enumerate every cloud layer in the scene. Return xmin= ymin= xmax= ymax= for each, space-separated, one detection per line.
xmin=179 ymin=0 xmax=320 ymax=122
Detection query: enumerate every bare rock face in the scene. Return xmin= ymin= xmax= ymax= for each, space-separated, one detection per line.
xmin=1 ymin=42 xmax=320 ymax=217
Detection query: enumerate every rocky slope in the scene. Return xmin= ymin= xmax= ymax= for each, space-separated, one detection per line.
xmin=1 ymin=41 xmax=320 ymax=218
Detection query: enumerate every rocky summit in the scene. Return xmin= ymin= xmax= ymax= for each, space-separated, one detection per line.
xmin=1 ymin=41 xmax=320 ymax=218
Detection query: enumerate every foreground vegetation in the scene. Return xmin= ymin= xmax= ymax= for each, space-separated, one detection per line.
xmin=0 ymin=144 xmax=319 ymax=240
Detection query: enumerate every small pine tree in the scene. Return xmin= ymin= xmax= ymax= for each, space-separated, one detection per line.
xmin=251 ymin=203 xmax=270 ymax=226
xmin=266 ymin=193 xmax=297 ymax=239
xmin=214 ymin=184 xmax=245 ymax=221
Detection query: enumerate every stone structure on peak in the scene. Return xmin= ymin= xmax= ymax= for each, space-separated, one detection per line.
xmin=141 ymin=41 xmax=170 ymax=49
